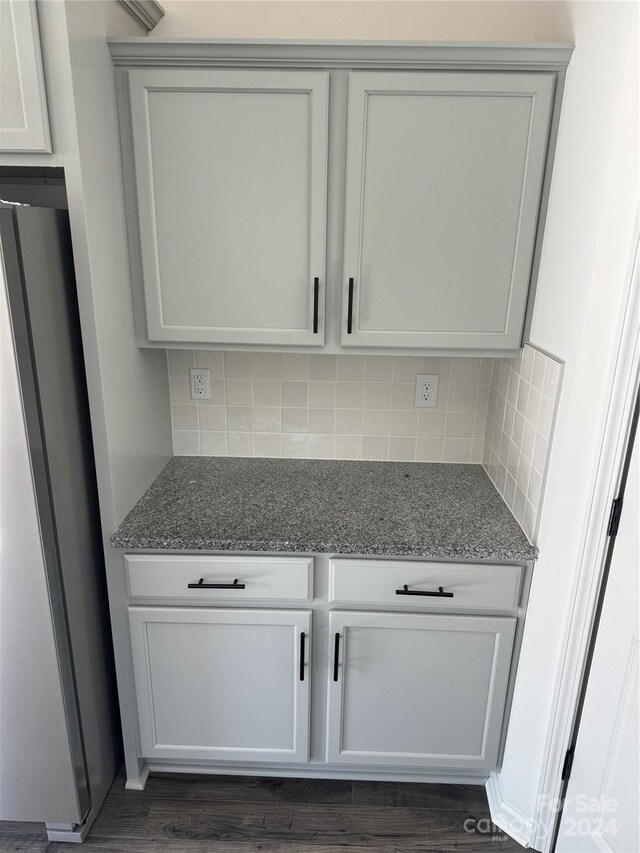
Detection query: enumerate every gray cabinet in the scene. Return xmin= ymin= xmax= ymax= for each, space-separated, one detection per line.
xmin=123 ymin=68 xmax=328 ymax=346
xmin=128 ymin=606 xmax=311 ymax=763
xmin=112 ymin=41 xmax=570 ymax=353
xmin=341 ymin=72 xmax=555 ymax=350
xmin=327 ymin=610 xmax=516 ymax=770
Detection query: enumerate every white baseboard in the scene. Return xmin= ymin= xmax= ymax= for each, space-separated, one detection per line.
xmin=486 ymin=771 xmax=535 ymax=849
xmin=124 ymin=761 xmax=150 ymax=791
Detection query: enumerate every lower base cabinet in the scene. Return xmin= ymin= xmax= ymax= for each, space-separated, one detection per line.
xmin=128 ymin=607 xmax=311 ymax=763
xmin=327 ymin=611 xmax=516 ymax=770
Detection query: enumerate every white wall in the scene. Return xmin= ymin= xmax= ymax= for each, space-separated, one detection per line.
xmin=498 ymin=1 xmax=639 ymax=842
xmin=151 ymin=0 xmax=573 ymax=41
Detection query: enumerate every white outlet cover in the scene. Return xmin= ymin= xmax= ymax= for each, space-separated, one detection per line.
xmin=189 ymin=368 xmax=211 ymax=400
xmin=414 ymin=374 xmax=439 ymax=408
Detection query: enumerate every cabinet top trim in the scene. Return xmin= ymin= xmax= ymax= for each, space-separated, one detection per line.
xmin=108 ymin=39 xmax=573 ymax=70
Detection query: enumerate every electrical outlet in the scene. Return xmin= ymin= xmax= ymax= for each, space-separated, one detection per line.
xmin=189 ymin=368 xmax=211 ymax=400
xmin=414 ymin=374 xmax=439 ymax=408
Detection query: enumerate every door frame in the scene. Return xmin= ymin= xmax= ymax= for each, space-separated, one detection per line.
xmin=532 ymin=231 xmax=640 ymax=852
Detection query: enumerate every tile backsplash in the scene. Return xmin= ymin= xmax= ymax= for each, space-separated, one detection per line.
xmin=168 ymin=352 xmax=493 ymax=463
xmin=483 ymin=344 xmax=563 ymax=542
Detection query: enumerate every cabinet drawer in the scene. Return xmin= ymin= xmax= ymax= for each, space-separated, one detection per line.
xmin=329 ymin=559 xmax=522 ymax=612
xmin=125 ymin=555 xmax=313 ymax=601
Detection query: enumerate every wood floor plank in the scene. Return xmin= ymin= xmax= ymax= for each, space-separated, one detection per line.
xmin=142 ymin=798 xmax=495 ymax=848
xmin=89 ymin=795 xmax=151 ymax=839
xmin=352 ymin=780 xmax=489 ymax=811
xmin=112 ymin=771 xmax=353 ymax=805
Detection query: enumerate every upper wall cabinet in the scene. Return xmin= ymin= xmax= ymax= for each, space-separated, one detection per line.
xmin=124 ymin=68 xmax=328 ymax=346
xmin=0 ymin=0 xmax=51 ymax=153
xmin=341 ymin=72 xmax=555 ymax=350
xmin=111 ymin=41 xmax=572 ymax=354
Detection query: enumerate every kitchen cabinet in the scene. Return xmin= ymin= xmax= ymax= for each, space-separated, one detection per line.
xmin=326 ymin=610 xmax=516 ymax=770
xmin=341 ymin=72 xmax=555 ymax=350
xmin=0 ymin=0 xmax=51 ymax=152
xmin=111 ymin=41 xmax=571 ymax=355
xmin=122 ymin=68 xmax=328 ymax=346
xmin=119 ymin=551 xmax=527 ymax=785
xmin=128 ymin=606 xmax=311 ymax=763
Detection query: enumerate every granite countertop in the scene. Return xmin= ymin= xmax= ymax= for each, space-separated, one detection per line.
xmin=111 ymin=457 xmax=537 ymax=561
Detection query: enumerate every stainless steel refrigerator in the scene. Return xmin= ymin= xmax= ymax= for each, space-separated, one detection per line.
xmin=0 ymin=200 xmax=120 ymax=842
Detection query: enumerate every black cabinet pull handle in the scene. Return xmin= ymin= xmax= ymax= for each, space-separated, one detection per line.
xmin=395 ymin=584 xmax=454 ymax=598
xmin=187 ymin=578 xmax=246 ymax=590
xmin=313 ymin=277 xmax=319 ymax=334
xmin=299 ymin=632 xmax=306 ymax=681
xmin=347 ymin=278 xmax=354 ymax=334
xmin=333 ymin=632 xmax=340 ymax=682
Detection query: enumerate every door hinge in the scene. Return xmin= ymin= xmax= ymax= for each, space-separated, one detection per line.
xmin=607 ymin=497 xmax=623 ymax=537
xmin=561 ymin=748 xmax=575 ymax=781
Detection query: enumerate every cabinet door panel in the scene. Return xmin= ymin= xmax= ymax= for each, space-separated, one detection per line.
xmin=327 ymin=611 xmax=515 ymax=769
xmin=129 ymin=607 xmax=310 ymax=762
xmin=126 ymin=69 xmax=328 ymax=345
xmin=342 ymin=71 xmax=555 ymax=350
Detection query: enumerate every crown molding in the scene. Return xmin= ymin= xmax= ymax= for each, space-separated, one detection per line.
xmin=118 ymin=0 xmax=165 ymax=33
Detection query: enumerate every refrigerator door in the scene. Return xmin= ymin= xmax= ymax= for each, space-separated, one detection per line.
xmin=0 ymin=203 xmax=119 ymax=827
xmin=0 ymin=205 xmax=86 ymax=823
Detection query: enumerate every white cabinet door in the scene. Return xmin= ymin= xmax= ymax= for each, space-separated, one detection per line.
xmin=327 ymin=610 xmax=516 ymax=770
xmin=342 ymin=71 xmax=555 ymax=350
xmin=129 ymin=607 xmax=311 ymax=763
xmin=0 ymin=0 xmax=51 ymax=152
xmin=125 ymin=68 xmax=328 ymax=346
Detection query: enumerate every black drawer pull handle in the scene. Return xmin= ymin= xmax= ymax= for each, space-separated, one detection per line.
xmin=333 ymin=632 xmax=340 ymax=682
xmin=313 ymin=277 xmax=319 ymax=334
xmin=299 ymin=632 xmax=306 ymax=681
xmin=395 ymin=584 xmax=454 ymax=598
xmin=346 ymin=278 xmax=354 ymax=334
xmin=187 ymin=578 xmax=246 ymax=590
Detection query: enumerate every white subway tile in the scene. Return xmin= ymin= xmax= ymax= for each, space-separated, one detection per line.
xmin=254 ymin=406 xmax=281 ymax=433
xmin=253 ymin=380 xmax=280 ymax=407
xmin=198 ymin=405 xmax=226 ymax=432
xmin=281 ymin=408 xmax=307 ymax=433
xmin=336 ymin=409 xmax=363 ymax=435
xmin=226 ymin=406 xmax=253 ymax=432
xmin=227 ymin=432 xmax=253 ymax=456
xmin=390 ymin=411 xmax=418 ymax=436
xmin=252 ymin=353 xmax=281 ymax=380
xmin=224 ymin=351 xmax=252 ymax=378
xmin=309 ymin=381 xmax=336 ymax=409
xmin=362 ymin=436 xmax=389 ymax=461
xmin=308 ymin=408 xmax=335 ymax=434
xmin=335 ymin=435 xmax=363 ymax=459
xmin=389 ymin=436 xmax=417 ymax=461
xmin=336 ymin=381 xmax=364 ymax=409
xmin=309 ymin=354 xmax=336 ymax=381
xmin=308 ymin=433 xmax=335 ymax=458
xmin=281 ymin=381 xmax=308 ymax=408
xmin=416 ymin=437 xmax=443 ymax=462
xmin=281 ymin=432 xmax=307 ymax=457
xmin=443 ymin=438 xmax=472 ymax=463
xmin=225 ymin=378 xmax=252 ymax=406
xmin=363 ymin=382 xmax=393 ymax=410
xmin=254 ymin=433 xmax=281 ymax=457
xmin=281 ymin=353 xmax=308 ymax=381
xmin=171 ymin=404 xmax=198 ymax=431
xmin=173 ymin=430 xmax=200 ymax=455
xmin=200 ymin=431 xmax=227 ymax=456
xmin=365 ymin=355 xmax=393 ymax=382
xmin=337 ymin=355 xmax=365 ymax=381
xmin=168 ymin=350 xmax=195 ymax=376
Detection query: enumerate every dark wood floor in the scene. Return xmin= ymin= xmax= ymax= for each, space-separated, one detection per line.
xmin=0 ymin=769 xmax=524 ymax=852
